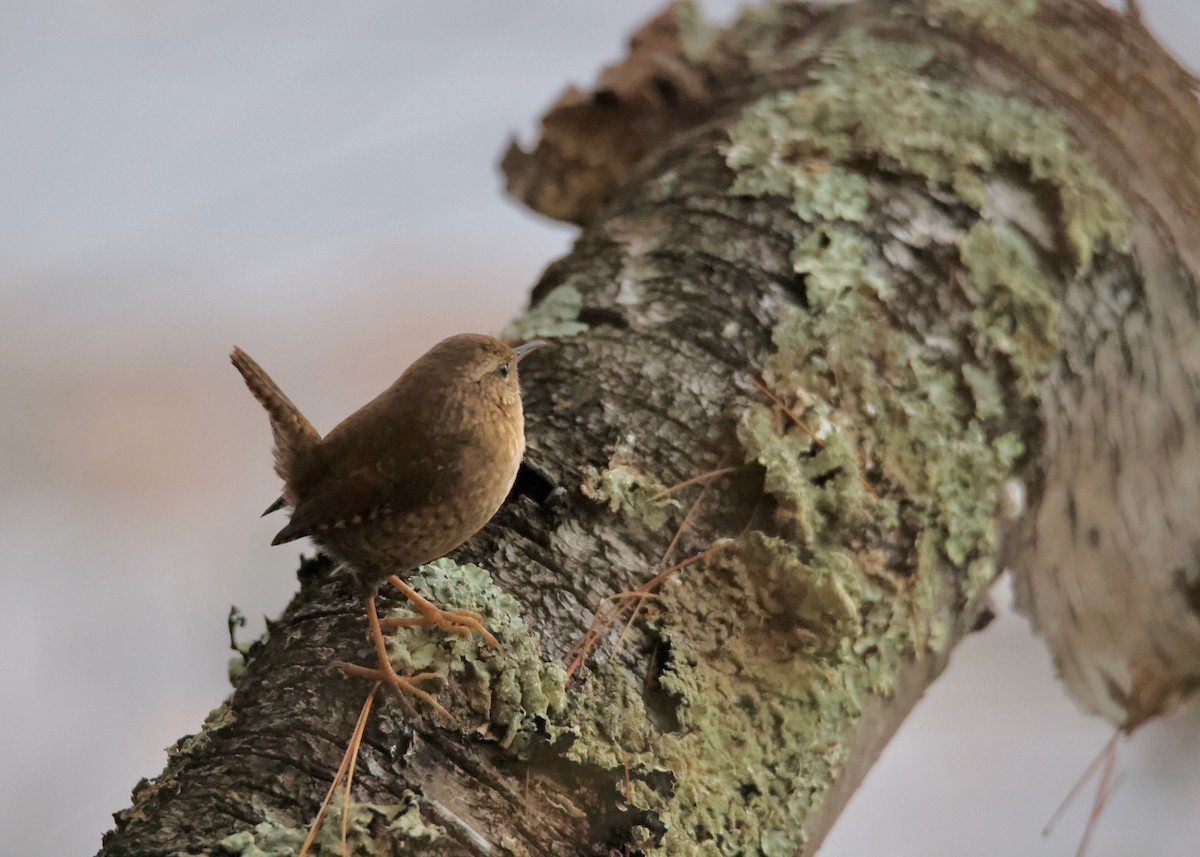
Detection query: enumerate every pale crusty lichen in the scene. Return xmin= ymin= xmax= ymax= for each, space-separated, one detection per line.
xmin=651 ymin=534 xmax=888 ymax=855
xmin=919 ymin=0 xmax=1038 ymax=34
xmin=172 ymin=702 xmax=236 ymax=760
xmin=552 ymin=661 xmax=653 ymax=771
xmin=722 ymin=29 xmax=1129 ymax=267
xmin=581 ymin=458 xmax=678 ymax=530
xmin=500 ymin=284 xmax=588 ymax=341
xmin=608 ymin=21 xmax=1133 ymax=857
xmin=559 ymin=533 xmax=922 ymax=856
xmin=384 ymin=559 xmax=567 ymax=754
xmin=214 ymin=788 xmax=442 ymax=857
xmin=675 ymin=0 xmax=718 ymax=63
xmin=960 ymin=220 xmax=1061 ymax=394
xmin=962 ymin=362 xmax=1004 ymax=420
xmin=737 ymin=403 xmax=882 ymax=544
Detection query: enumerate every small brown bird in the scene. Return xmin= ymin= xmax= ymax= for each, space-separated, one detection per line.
xmin=231 ymin=333 xmax=544 ymax=713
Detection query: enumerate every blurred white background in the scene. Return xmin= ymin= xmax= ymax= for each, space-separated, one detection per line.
xmin=1 ymin=2 xmax=1197 ymax=855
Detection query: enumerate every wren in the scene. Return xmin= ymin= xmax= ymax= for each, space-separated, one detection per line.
xmin=231 ymin=333 xmax=545 ymax=714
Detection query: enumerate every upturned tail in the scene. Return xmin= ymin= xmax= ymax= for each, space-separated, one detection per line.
xmin=230 ymin=347 xmax=320 ymax=486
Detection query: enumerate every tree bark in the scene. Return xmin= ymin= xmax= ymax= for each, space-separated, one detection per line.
xmin=100 ymin=1 xmax=1200 ymax=855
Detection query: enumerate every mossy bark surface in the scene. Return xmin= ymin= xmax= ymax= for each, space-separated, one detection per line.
xmin=100 ymin=1 xmax=1200 ymax=855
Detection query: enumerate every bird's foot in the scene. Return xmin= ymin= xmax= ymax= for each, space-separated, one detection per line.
xmin=383 ymin=574 xmax=501 ymax=649
xmin=329 ymin=659 xmax=448 ymax=719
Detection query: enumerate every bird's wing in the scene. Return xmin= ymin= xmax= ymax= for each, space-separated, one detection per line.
xmin=271 ymin=462 xmax=433 ymax=545
xmin=270 ymin=389 xmax=465 ymax=545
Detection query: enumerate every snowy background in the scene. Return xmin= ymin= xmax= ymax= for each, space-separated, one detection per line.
xmin=1 ymin=2 xmax=1198 ymax=855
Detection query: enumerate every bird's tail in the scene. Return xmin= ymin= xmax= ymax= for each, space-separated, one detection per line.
xmin=230 ymin=347 xmax=321 ymax=484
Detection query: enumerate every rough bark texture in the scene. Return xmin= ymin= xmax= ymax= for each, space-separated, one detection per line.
xmin=100 ymin=1 xmax=1200 ymax=856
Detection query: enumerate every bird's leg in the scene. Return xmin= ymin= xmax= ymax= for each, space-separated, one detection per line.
xmin=379 ymin=574 xmax=501 ymax=650
xmin=329 ymin=594 xmax=450 ymax=718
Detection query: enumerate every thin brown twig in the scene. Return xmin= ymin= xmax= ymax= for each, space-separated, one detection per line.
xmin=661 ymin=464 xmax=720 ymax=567
xmin=751 ymin=376 xmax=823 ymax=446
xmin=340 ymin=684 xmax=376 ymax=855
xmin=649 ymin=465 xmax=740 ymax=500
xmin=565 ymin=540 xmax=734 ymax=680
xmin=610 ymin=500 xmax=722 ymax=657
xmin=298 ymin=681 xmax=380 ymax=857
xmin=565 ymin=462 xmax=733 ymax=680
xmin=1076 ymin=742 xmax=1121 ymax=857
xmin=1043 ymin=730 xmax=1120 ymax=837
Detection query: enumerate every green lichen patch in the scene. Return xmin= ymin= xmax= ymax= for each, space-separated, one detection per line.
xmin=581 ymin=458 xmax=679 ymax=530
xmin=961 ymin=362 xmax=1004 ymax=420
xmin=672 ymin=22 xmax=1107 ymax=848
xmin=960 ymin=220 xmax=1061 ymax=394
xmin=172 ymin=703 xmax=237 ymax=761
xmin=791 ymin=228 xmax=890 ymax=307
xmin=721 ymin=29 xmax=1129 ymax=269
xmin=737 ymin=403 xmax=881 ymax=544
xmin=755 ymin=277 xmax=1030 ymax=609
xmin=215 ymin=788 xmax=442 ymax=857
xmin=548 ymin=533 xmax=916 ymax=856
xmin=715 ymin=25 xmax=1118 ymax=611
xmin=724 ymin=115 xmax=870 ymax=225
xmin=675 ymin=0 xmax=717 ymax=63
xmin=920 ymin=0 xmax=1038 ymax=31
xmin=636 ymin=533 xmax=927 ymax=855
xmin=227 ymin=606 xmax=271 ymax=686
xmin=216 ymin=820 xmax=305 ymax=857
xmin=501 ymin=284 xmax=588 ymax=341
xmin=384 ymin=559 xmax=567 ymax=754
xmin=552 ymin=661 xmax=654 ymax=772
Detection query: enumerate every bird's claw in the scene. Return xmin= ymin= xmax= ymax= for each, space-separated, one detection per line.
xmin=328 ymin=659 xmax=449 ymax=719
xmin=380 ymin=607 xmax=499 ymax=649
xmin=385 ymin=574 xmax=501 ymax=650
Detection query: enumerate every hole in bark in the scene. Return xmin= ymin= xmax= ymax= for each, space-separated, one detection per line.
xmin=640 ymin=767 xmax=676 ymax=798
xmin=592 ymin=87 xmax=620 ymax=108
xmin=608 ymin=806 xmax=667 ymax=856
xmin=782 ymin=272 xmax=810 ymax=309
xmin=296 ymin=552 xmax=336 ymax=587
xmin=505 ymin=463 xmax=554 ymax=507
xmin=578 ymin=305 xmax=629 ymax=330
xmin=643 ymin=637 xmax=682 ymax=733
xmin=1173 ymin=565 xmax=1200 ymax=617
xmin=970 ymin=603 xmax=996 ymax=633
xmin=810 ymin=465 xmax=843 ymax=488
xmin=1065 ymin=489 xmax=1078 ymax=540
xmin=738 ymin=781 xmax=762 ymax=803
xmin=552 ymin=754 xmax=668 ymax=852
xmin=652 ymin=75 xmax=680 ymax=107
xmin=734 ymin=695 xmax=758 ymax=717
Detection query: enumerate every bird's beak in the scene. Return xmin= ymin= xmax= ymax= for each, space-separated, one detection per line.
xmin=512 ymin=340 xmax=548 ymax=362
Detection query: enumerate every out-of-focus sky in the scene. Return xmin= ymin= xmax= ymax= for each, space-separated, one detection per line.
xmin=1 ymin=2 xmax=1197 ymax=856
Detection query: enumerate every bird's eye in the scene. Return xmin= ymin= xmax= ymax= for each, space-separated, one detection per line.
xmin=496 ymin=362 xmax=510 ymax=378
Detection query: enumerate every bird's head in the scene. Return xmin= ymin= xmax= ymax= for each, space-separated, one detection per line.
xmin=417 ymin=333 xmax=546 ymax=416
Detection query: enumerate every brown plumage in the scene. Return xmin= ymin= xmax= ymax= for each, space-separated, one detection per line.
xmin=231 ymin=333 xmax=544 ymax=714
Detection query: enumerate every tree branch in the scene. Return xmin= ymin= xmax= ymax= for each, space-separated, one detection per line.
xmin=100 ymin=1 xmax=1200 ymax=855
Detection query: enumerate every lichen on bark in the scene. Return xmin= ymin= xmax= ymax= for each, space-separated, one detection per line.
xmin=382 ymin=559 xmax=568 ymax=754
xmin=210 ymin=788 xmax=444 ymax=857
xmin=585 ymin=19 xmax=1135 ymax=855
xmin=100 ymin=1 xmax=1199 ymax=855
